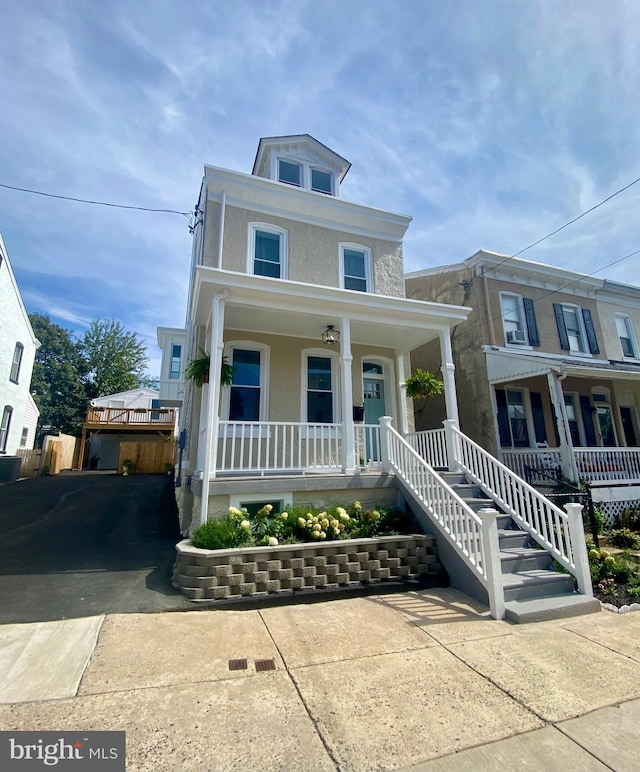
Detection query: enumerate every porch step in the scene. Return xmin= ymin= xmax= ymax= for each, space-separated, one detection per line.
xmin=497 ymin=529 xmax=531 ymax=549
xmin=502 ymin=570 xmax=575 ymax=601
xmin=500 ymin=546 xmax=552 ymax=573
xmin=504 ymin=594 xmax=602 ymax=623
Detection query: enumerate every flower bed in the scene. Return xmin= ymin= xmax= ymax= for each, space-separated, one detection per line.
xmin=174 ymin=534 xmax=440 ymax=601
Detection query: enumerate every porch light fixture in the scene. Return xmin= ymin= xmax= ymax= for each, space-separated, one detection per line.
xmin=321 ymin=325 xmax=340 ymax=345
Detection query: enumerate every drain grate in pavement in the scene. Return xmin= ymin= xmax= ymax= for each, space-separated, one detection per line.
xmin=255 ymin=659 xmax=276 ymax=672
xmin=228 ymin=659 xmax=248 ymax=671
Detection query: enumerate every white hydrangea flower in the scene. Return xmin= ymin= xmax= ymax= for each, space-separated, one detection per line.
xmin=268 ymin=537 xmax=278 ymax=546
xmin=240 ymin=520 xmax=251 ymax=530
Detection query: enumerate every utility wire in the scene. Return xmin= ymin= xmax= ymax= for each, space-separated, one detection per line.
xmin=483 ymin=176 xmax=640 ymax=275
xmin=471 ymin=247 xmax=640 ymax=338
xmin=0 ymin=182 xmax=192 ymax=218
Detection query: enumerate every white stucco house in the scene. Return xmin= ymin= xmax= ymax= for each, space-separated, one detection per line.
xmin=0 ymin=233 xmax=40 ymax=455
xmin=156 ymin=135 xmax=596 ymax=621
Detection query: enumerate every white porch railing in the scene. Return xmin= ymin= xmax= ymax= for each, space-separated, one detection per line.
xmin=575 ymin=448 xmax=640 ymax=482
xmin=451 ymin=427 xmax=591 ymax=595
xmin=355 ymin=424 xmax=382 ymax=465
xmin=500 ymin=449 xmax=563 ymax=480
xmin=406 ymin=428 xmax=448 ymax=469
xmin=217 ymin=421 xmax=343 ymax=474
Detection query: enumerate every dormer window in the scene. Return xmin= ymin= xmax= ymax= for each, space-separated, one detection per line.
xmin=311 ymin=168 xmax=332 ymax=195
xmin=278 ymin=160 xmax=301 ymax=187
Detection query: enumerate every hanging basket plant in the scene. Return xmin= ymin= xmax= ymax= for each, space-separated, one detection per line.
xmin=185 ymin=350 xmax=234 ymax=388
xmin=403 ymin=369 xmax=444 ymax=414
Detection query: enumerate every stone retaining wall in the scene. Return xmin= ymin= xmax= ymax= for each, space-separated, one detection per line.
xmin=174 ymin=534 xmax=439 ymax=601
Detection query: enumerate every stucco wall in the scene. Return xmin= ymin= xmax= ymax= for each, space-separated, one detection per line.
xmin=596 ymin=298 xmax=640 ymax=362
xmin=211 ymin=205 xmax=405 ymax=297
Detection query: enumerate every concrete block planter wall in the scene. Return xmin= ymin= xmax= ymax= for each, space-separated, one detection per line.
xmin=174 ymin=534 xmax=440 ymax=601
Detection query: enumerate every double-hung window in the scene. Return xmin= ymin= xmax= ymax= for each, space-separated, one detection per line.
xmin=169 ymin=345 xmax=181 ymax=379
xmin=0 ymin=406 xmax=12 ymax=453
xmin=496 ymin=389 xmax=530 ymax=448
xmin=341 ymin=245 xmax=372 ymax=293
xmin=500 ymin=294 xmax=539 ymax=346
xmin=311 ymin=168 xmax=332 ymax=194
xmin=10 ymin=343 xmax=23 ymax=383
xmin=553 ymin=303 xmax=599 ymax=356
xmin=615 ymin=314 xmax=638 ymax=359
xmin=306 ymin=355 xmax=334 ymax=423
xmin=250 ymin=225 xmax=287 ymax=279
xmin=229 ymin=349 xmax=262 ymax=421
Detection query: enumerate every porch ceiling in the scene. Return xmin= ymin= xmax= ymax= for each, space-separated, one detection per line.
xmin=193 ymin=267 xmax=471 ymax=353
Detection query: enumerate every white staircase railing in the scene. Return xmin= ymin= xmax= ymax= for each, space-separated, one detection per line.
xmin=406 ymin=428 xmax=448 ymax=469
xmin=450 ymin=426 xmax=592 ymax=596
xmin=379 ymin=419 xmax=504 ymax=618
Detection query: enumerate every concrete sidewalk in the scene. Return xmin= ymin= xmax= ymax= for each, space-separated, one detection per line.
xmin=0 ymin=589 xmax=638 ymax=771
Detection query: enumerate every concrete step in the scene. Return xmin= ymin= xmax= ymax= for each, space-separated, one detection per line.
xmin=459 ymin=497 xmax=495 ymax=513
xmin=498 ymin=529 xmax=531 ymax=549
xmin=439 ymin=472 xmax=467 ymax=486
xmin=502 ymin=570 xmax=575 ymax=601
xmin=500 ymin=546 xmax=552 ymax=574
xmin=504 ymin=593 xmax=602 ymax=623
xmin=450 ymin=483 xmax=484 ymax=498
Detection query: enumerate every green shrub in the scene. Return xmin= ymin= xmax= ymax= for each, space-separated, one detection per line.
xmin=620 ymin=503 xmax=640 ymax=531
xmin=609 ymin=528 xmax=640 ymax=550
xmin=191 ymin=516 xmax=252 ymax=550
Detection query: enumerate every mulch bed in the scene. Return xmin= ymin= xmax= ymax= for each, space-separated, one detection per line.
xmin=593 ymin=586 xmax=639 ymax=608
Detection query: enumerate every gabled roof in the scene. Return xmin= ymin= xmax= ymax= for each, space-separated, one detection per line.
xmin=0 ymin=232 xmax=40 ymax=348
xmin=252 ymin=134 xmax=351 ymax=182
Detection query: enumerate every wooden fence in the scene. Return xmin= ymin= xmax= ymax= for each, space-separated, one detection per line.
xmin=16 ymin=434 xmax=80 ymax=477
xmin=117 ymin=441 xmax=177 ymax=474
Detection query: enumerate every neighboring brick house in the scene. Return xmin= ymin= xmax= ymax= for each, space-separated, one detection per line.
xmin=406 ymin=250 xmax=640 ymax=522
xmin=0 ymin=232 xmax=40 ymax=455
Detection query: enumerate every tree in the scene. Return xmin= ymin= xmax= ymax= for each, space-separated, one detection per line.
xmin=83 ymin=319 xmax=149 ymax=397
xmin=29 ymin=314 xmax=89 ymax=435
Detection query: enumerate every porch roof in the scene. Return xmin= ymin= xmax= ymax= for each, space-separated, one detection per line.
xmin=485 ymin=347 xmax=640 ymax=384
xmin=193 ymin=267 xmax=471 ymax=353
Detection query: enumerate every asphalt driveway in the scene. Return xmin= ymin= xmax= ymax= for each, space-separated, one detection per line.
xmin=0 ymin=473 xmax=191 ymax=623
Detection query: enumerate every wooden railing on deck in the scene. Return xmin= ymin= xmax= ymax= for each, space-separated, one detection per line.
xmin=85 ymin=407 xmax=177 ymax=427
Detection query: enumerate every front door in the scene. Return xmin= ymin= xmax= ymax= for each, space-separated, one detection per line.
xmin=363 ymin=373 xmax=385 ymax=461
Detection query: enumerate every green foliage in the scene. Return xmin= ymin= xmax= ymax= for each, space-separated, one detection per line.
xmin=184 ymin=350 xmax=234 ymax=387
xmin=609 ymin=528 xmax=640 ymax=550
xmin=191 ymin=516 xmax=253 ymax=550
xmin=29 ymin=313 xmax=89 ymax=436
xmin=620 ymin=503 xmax=640 ymax=531
xmin=403 ymin=369 xmax=444 ymax=407
xmin=191 ymin=502 xmax=415 ymax=550
xmin=83 ymin=319 xmax=148 ymax=397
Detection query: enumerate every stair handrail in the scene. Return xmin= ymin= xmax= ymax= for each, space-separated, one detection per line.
xmin=450 ymin=426 xmax=591 ymax=594
xmin=380 ymin=417 xmax=507 ymax=600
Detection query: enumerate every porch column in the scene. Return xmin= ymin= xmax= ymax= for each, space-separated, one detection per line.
xmin=340 ymin=317 xmax=356 ymax=473
xmin=547 ymin=370 xmax=579 ymax=481
xmin=396 ymin=353 xmax=409 ymax=436
xmin=439 ymin=329 xmax=459 ymax=426
xmin=198 ymin=291 xmax=227 ymax=529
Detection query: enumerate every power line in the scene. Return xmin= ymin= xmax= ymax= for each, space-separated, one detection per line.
xmin=0 ymin=182 xmax=192 ymax=218
xmin=483 ymin=176 xmax=640 ymax=275
xmin=471 ymin=247 xmax=640 ymax=339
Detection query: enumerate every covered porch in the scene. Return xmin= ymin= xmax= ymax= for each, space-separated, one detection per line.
xmin=484 ymin=348 xmax=640 ymax=488
xmin=188 ymin=267 xmax=470 ymax=525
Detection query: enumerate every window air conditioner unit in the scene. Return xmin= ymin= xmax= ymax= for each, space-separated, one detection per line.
xmin=507 ymin=330 xmax=527 ymax=344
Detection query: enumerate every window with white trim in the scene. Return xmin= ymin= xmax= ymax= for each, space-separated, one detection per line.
xmin=20 ymin=427 xmax=29 ymax=447
xmin=563 ymin=306 xmax=586 ymax=352
xmin=249 ymin=224 xmax=287 ymax=279
xmin=10 ymin=343 xmax=24 ymax=383
xmin=496 ymin=388 xmax=531 ymax=448
xmin=615 ymin=314 xmax=638 ymax=359
xmin=311 ymin=168 xmax=332 ymax=194
xmin=340 ymin=245 xmax=372 ymax=293
xmin=305 ymin=354 xmax=336 ymax=423
xmin=554 ymin=302 xmax=599 ymax=355
xmin=500 ymin=294 xmax=527 ymax=345
xmin=278 ymin=159 xmax=301 ymax=187
xmin=229 ymin=349 xmax=261 ymax=421
xmin=169 ymin=344 xmax=181 ymax=379
xmin=0 ymin=406 xmax=12 ymax=453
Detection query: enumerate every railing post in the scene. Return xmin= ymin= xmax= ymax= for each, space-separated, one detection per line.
xmin=443 ymin=419 xmax=459 ymax=472
xmin=479 ymin=508 xmax=505 ymax=620
xmin=379 ymin=416 xmax=393 ymax=474
xmin=564 ymin=503 xmax=592 ymax=596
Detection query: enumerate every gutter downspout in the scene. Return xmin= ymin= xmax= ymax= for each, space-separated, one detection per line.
xmin=216 ymin=189 xmax=226 ymax=269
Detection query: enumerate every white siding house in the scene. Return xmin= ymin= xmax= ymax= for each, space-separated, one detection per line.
xmin=0 ymin=233 xmax=40 ymax=456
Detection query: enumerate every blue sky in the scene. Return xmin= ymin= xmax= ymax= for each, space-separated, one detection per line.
xmin=1 ymin=0 xmax=638 ymax=375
